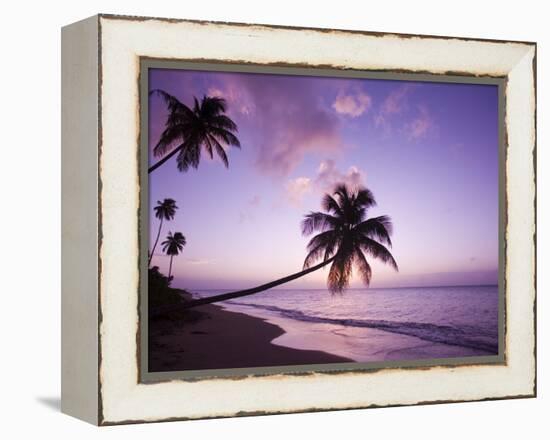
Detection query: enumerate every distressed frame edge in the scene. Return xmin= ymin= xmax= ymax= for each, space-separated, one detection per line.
xmin=94 ymin=15 xmax=537 ymax=425
xmin=503 ymin=44 xmax=537 ymax=401
xmin=97 ymin=12 xmax=537 ymax=46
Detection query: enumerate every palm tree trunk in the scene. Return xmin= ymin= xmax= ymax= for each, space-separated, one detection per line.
xmin=168 ymin=255 xmax=174 ymax=279
xmin=148 ymin=144 xmax=184 ymax=173
xmin=183 ymin=256 xmax=335 ymax=309
xmin=148 ymin=218 xmax=163 ymax=266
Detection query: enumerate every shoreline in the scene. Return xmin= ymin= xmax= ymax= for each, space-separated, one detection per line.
xmin=149 ymin=296 xmax=353 ymax=372
xmin=226 ymin=302 xmax=496 ymax=363
xmin=149 ymin=289 xmax=496 ymax=372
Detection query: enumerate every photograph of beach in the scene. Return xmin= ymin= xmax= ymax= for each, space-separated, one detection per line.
xmin=145 ymin=67 xmax=500 ymax=373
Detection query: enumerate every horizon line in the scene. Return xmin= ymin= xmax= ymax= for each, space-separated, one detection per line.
xmin=185 ymin=283 xmax=499 ymax=292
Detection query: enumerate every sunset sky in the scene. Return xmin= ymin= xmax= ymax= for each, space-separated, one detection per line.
xmin=148 ymin=68 xmax=499 ymax=291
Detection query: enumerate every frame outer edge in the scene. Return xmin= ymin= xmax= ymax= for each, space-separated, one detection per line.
xmin=61 ymin=14 xmax=100 ymax=425
xmin=94 ymin=15 xmax=537 ymax=424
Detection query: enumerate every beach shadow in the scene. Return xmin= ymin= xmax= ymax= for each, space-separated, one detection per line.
xmin=36 ymin=396 xmax=61 ymax=412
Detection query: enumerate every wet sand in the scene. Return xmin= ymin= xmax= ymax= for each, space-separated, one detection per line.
xmin=149 ymin=302 xmax=353 ymax=372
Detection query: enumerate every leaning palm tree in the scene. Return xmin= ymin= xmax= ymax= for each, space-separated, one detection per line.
xmin=184 ymin=184 xmax=398 ymax=309
xmin=149 ymin=198 xmax=178 ymax=266
xmin=148 ymin=90 xmax=241 ymax=174
xmin=161 ymin=232 xmax=187 ymax=279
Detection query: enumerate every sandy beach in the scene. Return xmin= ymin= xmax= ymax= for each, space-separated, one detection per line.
xmin=149 ymin=299 xmax=352 ymax=372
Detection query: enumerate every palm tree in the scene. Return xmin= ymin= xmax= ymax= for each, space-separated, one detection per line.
xmin=149 ymin=198 xmax=178 ymax=266
xmin=161 ymin=232 xmax=187 ymax=279
xmin=148 ymin=90 xmax=241 ymax=174
xmin=184 ymin=184 xmax=398 ymax=309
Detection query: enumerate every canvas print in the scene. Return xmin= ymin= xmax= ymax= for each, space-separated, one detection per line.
xmin=145 ymin=66 xmax=501 ymax=375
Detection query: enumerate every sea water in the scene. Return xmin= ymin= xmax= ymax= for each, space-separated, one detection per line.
xmin=193 ymin=285 xmax=499 ymax=362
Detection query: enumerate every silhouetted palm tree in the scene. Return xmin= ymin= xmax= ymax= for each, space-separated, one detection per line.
xmin=162 ymin=232 xmax=187 ymax=279
xmin=149 ymin=198 xmax=178 ymax=266
xmin=184 ymin=184 xmax=398 ymax=308
xmin=148 ymin=90 xmax=241 ymax=173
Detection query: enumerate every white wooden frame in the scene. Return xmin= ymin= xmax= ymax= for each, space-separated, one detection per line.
xmin=61 ymin=14 xmax=536 ymax=425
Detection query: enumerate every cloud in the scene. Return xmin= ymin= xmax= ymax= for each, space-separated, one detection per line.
xmin=405 ymin=106 xmax=433 ymax=140
xmin=375 ymin=84 xmax=413 ymax=130
xmin=332 ymin=92 xmax=372 ymax=117
xmin=381 ymin=85 xmax=411 ymax=115
xmin=315 ymin=159 xmax=365 ymax=192
xmin=206 ymin=75 xmax=344 ymax=176
xmin=285 ymin=160 xmax=366 ymax=206
xmin=151 ymin=70 xmax=352 ymax=176
xmin=207 ymin=85 xmax=254 ymax=116
xmin=373 ymin=85 xmax=435 ymax=140
xmin=285 ymin=177 xmax=313 ymax=206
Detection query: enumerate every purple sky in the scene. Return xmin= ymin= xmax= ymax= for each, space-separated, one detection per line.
xmin=148 ymin=68 xmax=499 ymax=290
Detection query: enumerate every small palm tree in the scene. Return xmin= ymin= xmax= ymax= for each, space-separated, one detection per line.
xmin=149 ymin=198 xmax=178 ymax=266
xmin=148 ymin=90 xmax=241 ymax=173
xmin=161 ymin=232 xmax=187 ymax=279
xmin=184 ymin=184 xmax=398 ymax=308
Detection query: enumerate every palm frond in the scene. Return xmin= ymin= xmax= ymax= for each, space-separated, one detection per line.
xmin=210 ymin=127 xmax=241 ymax=148
xmin=358 ymin=236 xmax=399 ymax=271
xmin=193 ymin=97 xmax=201 ymax=114
xmin=209 ymin=114 xmax=238 ymax=132
xmin=203 ymin=136 xmax=214 ymax=159
xmin=301 ymin=212 xmax=340 ymax=236
xmin=303 ymin=230 xmax=339 ymax=269
xmin=355 ymin=215 xmax=394 ymax=246
xmin=303 ymin=246 xmax=326 ymax=270
xmin=154 ymin=198 xmax=178 ymax=221
xmin=321 ymin=193 xmax=344 ymax=216
xmin=176 ymin=137 xmax=201 ymax=171
xmin=333 ymin=184 xmax=351 ymax=205
xmin=353 ymin=248 xmax=372 ymax=286
xmin=353 ymin=187 xmax=377 ymax=210
xmin=209 ymin=136 xmax=229 ymax=168
xmin=153 ymin=128 xmax=184 ymax=157
xmin=202 ymin=95 xmax=228 ymax=115
xmin=150 ymin=90 xmax=191 ymax=115
xmin=327 ymin=254 xmax=353 ymax=294
xmin=161 ymin=231 xmax=186 ymax=256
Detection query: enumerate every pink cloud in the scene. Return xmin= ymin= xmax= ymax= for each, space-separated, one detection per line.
xmin=285 ymin=177 xmax=313 ymax=206
xmin=151 ymin=71 xmax=348 ymax=176
xmin=375 ymin=84 xmax=414 ymax=130
xmin=285 ymin=159 xmax=366 ymax=206
xmin=332 ymin=92 xmax=372 ymax=117
xmin=206 ymin=75 xmax=344 ymax=176
xmin=373 ymin=85 xmax=435 ymax=140
xmin=207 ymin=85 xmax=254 ymax=116
xmin=381 ymin=85 xmax=411 ymax=114
xmin=405 ymin=106 xmax=433 ymax=140
xmin=315 ymin=159 xmax=366 ymax=192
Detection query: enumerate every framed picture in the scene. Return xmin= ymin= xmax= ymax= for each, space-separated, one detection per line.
xmin=61 ymin=14 xmax=536 ymax=425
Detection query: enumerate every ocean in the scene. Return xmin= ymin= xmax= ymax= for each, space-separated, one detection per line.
xmin=193 ymin=285 xmax=500 ymax=363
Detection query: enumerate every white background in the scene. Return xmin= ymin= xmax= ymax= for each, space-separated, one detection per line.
xmin=0 ymin=0 xmax=546 ymax=438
